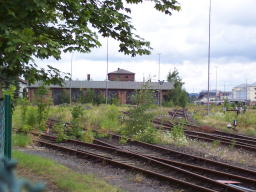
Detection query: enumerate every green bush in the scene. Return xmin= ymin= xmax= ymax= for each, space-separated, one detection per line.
xmin=170 ymin=124 xmax=186 ymax=143
xmin=121 ymin=83 xmax=156 ymax=143
xmin=53 ymin=123 xmax=67 ymax=142
xmin=132 ymin=126 xmax=157 ymax=143
xmin=20 ymin=124 xmax=33 ymax=133
xmin=13 ymin=134 xmax=32 ymax=147
xmin=70 ymin=105 xmax=84 ymax=138
xmin=26 ymin=106 xmax=37 ymax=128
xmin=81 ymin=129 xmax=95 ymax=143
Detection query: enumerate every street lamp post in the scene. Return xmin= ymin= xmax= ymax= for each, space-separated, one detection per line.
xmin=158 ymin=53 xmax=161 ymax=106
xmin=105 ymin=38 xmax=109 ymax=104
xmin=70 ymin=53 xmax=73 ymax=105
xmin=207 ymin=0 xmax=212 ymax=115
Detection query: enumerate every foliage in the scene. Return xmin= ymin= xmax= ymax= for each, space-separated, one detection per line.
xmin=82 ymin=89 xmax=95 ymax=104
xmin=12 ymin=134 xmax=32 ymax=147
xmin=166 ymin=69 xmax=189 ymax=108
xmin=132 ymin=82 xmax=155 ymax=106
xmin=53 ymin=123 xmax=67 ymax=142
xmin=20 ymin=124 xmax=33 ymax=134
xmin=70 ymin=105 xmax=84 ymax=138
xmin=109 ymin=96 xmax=120 ymax=106
xmin=48 ymin=105 xmax=72 ymax=122
xmin=170 ymin=123 xmax=186 ymax=143
xmin=34 ymin=86 xmax=51 ymax=130
xmin=17 ymin=98 xmax=30 ymax=124
xmin=13 ymin=150 xmax=121 ymax=192
xmin=85 ymin=105 xmax=121 ymax=133
xmin=81 ymin=129 xmax=95 ymax=144
xmin=0 ymin=0 xmax=180 ymax=85
xmin=25 ymin=107 xmax=37 ymax=129
xmin=122 ymin=83 xmax=156 ymax=143
xmin=92 ymin=93 xmax=105 ymax=106
xmin=12 ymin=104 xmax=37 ymax=133
xmin=59 ymin=89 xmax=70 ymax=104
xmin=2 ymin=85 xmax=16 ymax=100
xmin=132 ymin=126 xmax=157 ymax=143
xmin=211 ymin=140 xmax=221 ymax=149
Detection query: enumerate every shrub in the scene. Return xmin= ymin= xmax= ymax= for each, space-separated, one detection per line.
xmin=53 ymin=123 xmax=67 ymax=142
xmin=81 ymin=129 xmax=95 ymax=143
xmin=170 ymin=124 xmax=187 ymax=144
xmin=20 ymin=124 xmax=33 ymax=133
xmin=132 ymin=126 xmax=157 ymax=143
xmin=70 ymin=105 xmax=84 ymax=138
xmin=121 ymin=83 xmax=156 ymax=143
xmin=26 ymin=106 xmax=37 ymax=128
xmin=99 ymin=105 xmax=121 ymax=131
xmin=13 ymin=134 xmax=32 ymax=147
xmin=34 ymin=86 xmax=51 ymax=130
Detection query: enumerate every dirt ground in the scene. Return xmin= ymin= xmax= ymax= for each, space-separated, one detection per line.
xmin=17 ymin=147 xmax=179 ymax=192
xmin=16 ymin=167 xmax=61 ymax=192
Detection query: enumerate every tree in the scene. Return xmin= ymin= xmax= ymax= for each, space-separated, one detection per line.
xmin=166 ymin=69 xmax=189 ymax=108
xmin=0 ymin=0 xmax=180 ymax=86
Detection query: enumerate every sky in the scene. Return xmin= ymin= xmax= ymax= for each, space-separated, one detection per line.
xmin=37 ymin=0 xmax=256 ymax=93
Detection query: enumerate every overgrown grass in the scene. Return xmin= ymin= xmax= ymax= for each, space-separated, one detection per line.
xmin=189 ymin=105 xmax=256 ymax=136
xmin=13 ymin=150 xmax=122 ymax=192
xmin=13 ymin=134 xmax=32 ymax=147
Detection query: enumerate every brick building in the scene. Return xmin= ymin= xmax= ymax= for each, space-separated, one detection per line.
xmin=28 ymin=68 xmax=173 ymax=105
xmin=108 ymin=68 xmax=135 ymax=81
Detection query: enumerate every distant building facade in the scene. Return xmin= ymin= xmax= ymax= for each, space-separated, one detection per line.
xmin=197 ymin=90 xmax=232 ymax=104
xmin=108 ymin=68 xmax=135 ymax=81
xmin=28 ymin=68 xmax=173 ymax=105
xmin=232 ymin=82 xmax=256 ymax=104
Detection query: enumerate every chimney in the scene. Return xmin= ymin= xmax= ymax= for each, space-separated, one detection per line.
xmin=87 ymin=74 xmax=90 ymax=81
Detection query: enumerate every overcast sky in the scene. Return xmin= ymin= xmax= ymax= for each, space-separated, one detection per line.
xmin=37 ymin=0 xmax=256 ymax=93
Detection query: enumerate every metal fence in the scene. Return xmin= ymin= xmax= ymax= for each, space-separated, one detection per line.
xmin=0 ymin=96 xmax=12 ymax=159
xmin=0 ymin=99 xmax=5 ymax=156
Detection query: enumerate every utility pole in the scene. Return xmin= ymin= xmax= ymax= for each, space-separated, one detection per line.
xmin=69 ymin=53 xmax=73 ymax=105
xmin=246 ymin=79 xmax=248 ymax=101
xmin=158 ymin=53 xmax=161 ymax=106
xmin=215 ymin=66 xmax=218 ymax=101
xmin=105 ymin=38 xmax=109 ymax=104
xmin=207 ymin=0 xmax=212 ymax=115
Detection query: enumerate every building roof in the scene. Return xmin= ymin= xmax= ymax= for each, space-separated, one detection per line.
xmin=108 ymin=68 xmax=134 ymax=74
xmin=29 ymin=81 xmax=173 ymax=90
xmin=234 ymin=84 xmax=247 ymax=88
xmin=250 ymin=82 xmax=256 ymax=86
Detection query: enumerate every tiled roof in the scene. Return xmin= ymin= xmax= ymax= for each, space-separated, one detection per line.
xmin=108 ymin=68 xmax=134 ymax=74
xmin=29 ymin=81 xmax=173 ymax=90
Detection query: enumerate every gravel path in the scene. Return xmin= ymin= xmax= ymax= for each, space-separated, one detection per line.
xmin=18 ymin=147 xmax=178 ymax=192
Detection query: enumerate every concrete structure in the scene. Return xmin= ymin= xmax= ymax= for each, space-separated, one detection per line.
xmin=28 ymin=68 xmax=173 ymax=105
xmin=197 ymin=90 xmax=232 ymax=104
xmin=232 ymin=82 xmax=256 ymax=104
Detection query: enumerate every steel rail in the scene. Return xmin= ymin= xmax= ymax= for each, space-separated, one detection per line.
xmin=37 ymin=140 xmax=218 ymax=192
xmin=35 ymin=137 xmax=246 ymax=192
xmin=106 ymin=133 xmax=256 ymax=180
xmin=153 ymin=120 xmax=256 ymax=152
xmin=34 ymin=132 xmax=256 ymax=187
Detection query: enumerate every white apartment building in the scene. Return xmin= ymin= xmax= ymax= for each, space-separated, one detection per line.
xmin=232 ymin=83 xmax=256 ymax=103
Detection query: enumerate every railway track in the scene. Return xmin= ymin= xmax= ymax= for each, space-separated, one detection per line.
xmin=33 ymin=133 xmax=253 ymax=192
xmin=153 ymin=119 xmax=256 ymax=152
xmin=96 ymin=133 xmax=256 ymax=178
xmin=153 ymin=109 xmax=256 ymax=152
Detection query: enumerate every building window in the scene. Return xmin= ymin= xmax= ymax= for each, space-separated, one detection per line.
xmin=125 ymin=75 xmax=129 ymax=78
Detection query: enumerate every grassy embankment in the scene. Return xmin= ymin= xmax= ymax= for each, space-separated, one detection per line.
xmin=13 ymin=104 xmax=184 ymax=145
xmin=13 ymin=150 xmax=122 ymax=192
xmin=189 ymin=105 xmax=256 ymax=136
